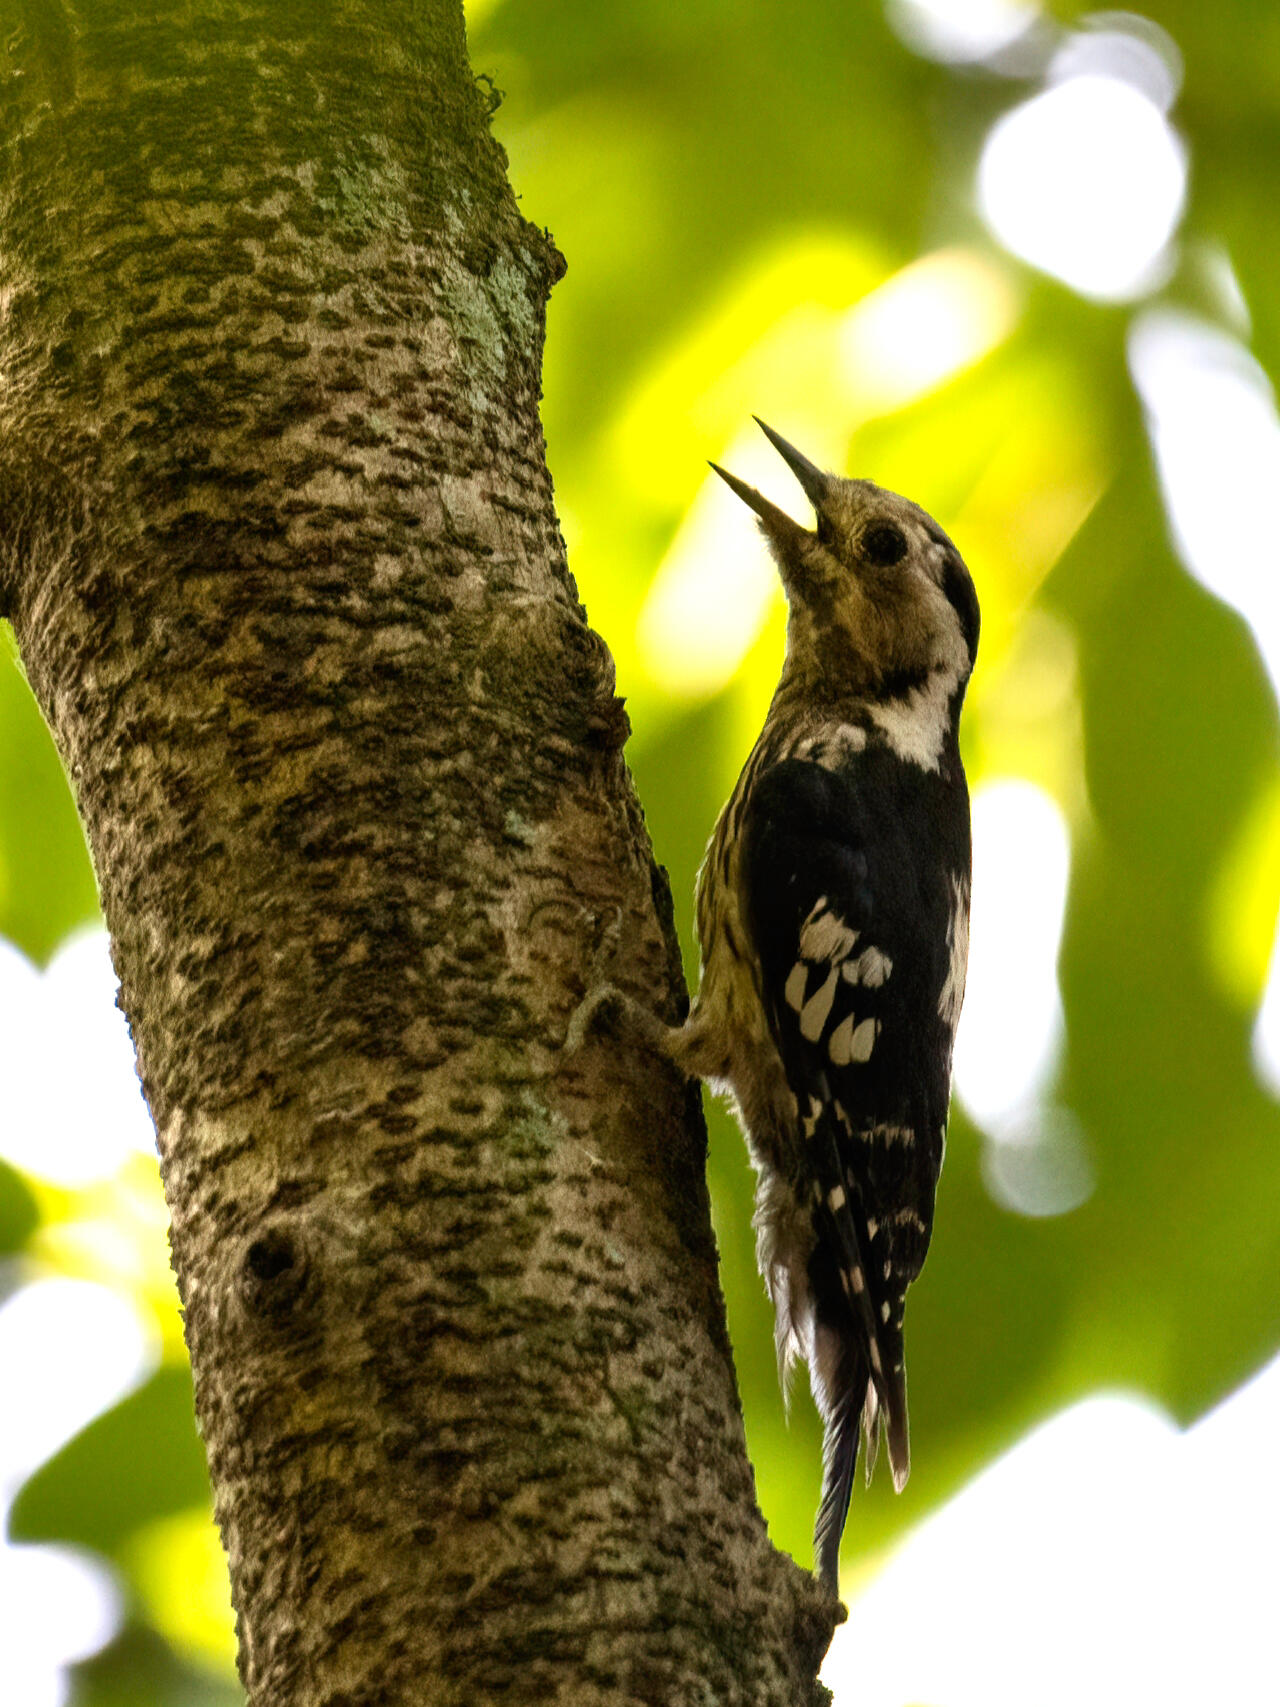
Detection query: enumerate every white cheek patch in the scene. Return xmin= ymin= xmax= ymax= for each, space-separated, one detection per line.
xmin=868 ymin=613 xmax=968 ymax=773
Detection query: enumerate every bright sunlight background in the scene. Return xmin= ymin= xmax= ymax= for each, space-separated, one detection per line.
xmin=2 ymin=2 xmax=1279 ymax=1703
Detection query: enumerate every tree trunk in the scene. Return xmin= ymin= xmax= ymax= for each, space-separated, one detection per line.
xmin=0 ymin=2 xmax=835 ymax=1701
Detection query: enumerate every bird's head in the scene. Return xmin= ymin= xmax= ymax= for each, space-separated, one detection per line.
xmin=711 ymin=420 xmax=979 ymax=702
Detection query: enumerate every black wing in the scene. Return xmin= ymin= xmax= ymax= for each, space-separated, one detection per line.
xmin=741 ymin=750 xmax=965 ymax=1583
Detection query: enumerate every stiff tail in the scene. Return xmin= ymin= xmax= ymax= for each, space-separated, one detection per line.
xmin=811 ymin=1327 xmax=873 ymax=1592
xmin=812 ymin=1327 xmax=911 ymax=1590
xmin=814 ymin=1375 xmax=861 ymax=1592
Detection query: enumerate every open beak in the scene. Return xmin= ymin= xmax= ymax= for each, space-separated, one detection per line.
xmin=708 ymin=419 xmax=831 ymax=547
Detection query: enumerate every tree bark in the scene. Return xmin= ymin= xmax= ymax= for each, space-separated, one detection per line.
xmin=0 ymin=2 xmax=835 ymax=1701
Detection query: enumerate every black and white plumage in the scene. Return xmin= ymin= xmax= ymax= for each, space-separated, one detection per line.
xmin=668 ymin=420 xmax=978 ymax=1592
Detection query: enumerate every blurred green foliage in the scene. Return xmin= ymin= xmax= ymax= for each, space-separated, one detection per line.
xmin=0 ymin=628 xmax=99 ymax=960
xmin=2 ymin=0 xmax=1279 ymax=1699
xmin=0 ymin=1156 xmax=37 ymax=1266
xmin=10 ymin=1367 xmax=213 ymax=1557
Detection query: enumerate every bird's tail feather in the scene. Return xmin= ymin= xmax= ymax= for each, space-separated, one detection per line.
xmin=815 ymin=1391 xmax=859 ymax=1592
xmin=812 ymin=1330 xmax=867 ymax=1592
xmin=861 ymin=1379 xmax=880 ymax=1483
xmin=883 ymin=1355 xmax=910 ymax=1492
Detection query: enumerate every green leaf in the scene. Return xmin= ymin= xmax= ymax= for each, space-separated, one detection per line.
xmin=0 ymin=1156 xmax=39 ymax=1260
xmin=8 ymin=1365 xmax=213 ymax=1557
xmin=0 ymin=628 xmax=99 ymax=963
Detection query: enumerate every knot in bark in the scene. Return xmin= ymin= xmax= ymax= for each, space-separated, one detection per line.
xmin=239 ymin=1225 xmax=313 ymax=1323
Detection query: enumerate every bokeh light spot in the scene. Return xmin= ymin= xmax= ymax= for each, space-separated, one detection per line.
xmin=1127 ymin=308 xmax=1280 ymax=1095
xmin=0 ymin=1281 xmax=147 ymax=1707
xmin=0 ymin=1278 xmax=155 ymax=1494
xmin=824 ymin=1352 xmax=1280 ymax=1704
xmin=954 ymin=778 xmax=1071 ymax=1134
xmin=1128 ymin=308 xmax=1280 ymax=681
xmin=981 ymin=1104 xmax=1095 ymax=1217
xmin=0 ymin=927 xmax=154 ymax=1187
xmin=978 ymin=72 xmax=1186 ymax=300
xmin=637 ymin=457 xmax=784 ymax=699
xmin=0 ymin=1544 xmax=121 ymax=1707
xmin=887 ymin=0 xmax=1039 ymax=64
xmin=839 ymin=248 xmax=1018 ymax=414
xmin=1050 ymin=14 xmax=1182 ymax=112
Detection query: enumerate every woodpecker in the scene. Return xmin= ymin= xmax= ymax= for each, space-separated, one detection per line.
xmin=667 ymin=419 xmax=979 ymax=1592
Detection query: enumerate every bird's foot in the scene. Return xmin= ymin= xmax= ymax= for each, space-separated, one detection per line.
xmin=562 ymin=908 xmax=672 ymax=1058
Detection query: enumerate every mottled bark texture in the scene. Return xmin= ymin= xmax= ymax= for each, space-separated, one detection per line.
xmin=0 ymin=1 xmax=836 ymax=1702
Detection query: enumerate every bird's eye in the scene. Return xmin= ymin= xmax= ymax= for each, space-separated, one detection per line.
xmin=861 ymin=522 xmax=908 ymax=567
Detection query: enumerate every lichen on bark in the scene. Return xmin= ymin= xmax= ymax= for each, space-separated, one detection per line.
xmin=0 ymin=1 xmax=837 ymax=1701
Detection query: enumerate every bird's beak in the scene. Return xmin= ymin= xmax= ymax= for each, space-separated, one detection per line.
xmin=753 ymin=417 xmax=830 ymax=512
xmin=708 ymin=419 xmax=832 ymax=552
xmin=707 ymin=460 xmax=808 ymax=551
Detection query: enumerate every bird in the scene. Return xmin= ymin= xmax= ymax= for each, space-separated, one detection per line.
xmin=665 ymin=418 xmax=979 ymax=1592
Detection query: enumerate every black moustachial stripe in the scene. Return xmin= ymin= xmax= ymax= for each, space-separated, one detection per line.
xmin=942 ymin=555 xmax=980 ymax=659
